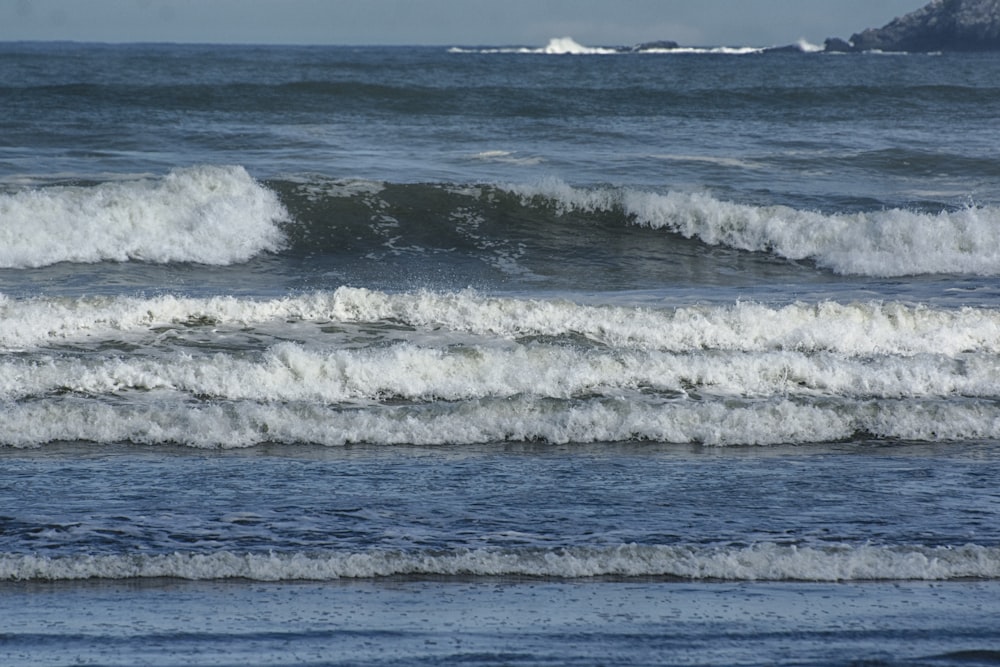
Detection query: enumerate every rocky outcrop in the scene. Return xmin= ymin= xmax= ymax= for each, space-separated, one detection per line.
xmin=823 ymin=37 xmax=855 ymax=53
xmin=629 ymin=40 xmax=680 ymax=52
xmin=835 ymin=0 xmax=1000 ymax=52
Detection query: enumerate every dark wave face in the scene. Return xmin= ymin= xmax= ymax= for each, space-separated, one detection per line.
xmin=271 ymin=178 xmax=816 ymax=293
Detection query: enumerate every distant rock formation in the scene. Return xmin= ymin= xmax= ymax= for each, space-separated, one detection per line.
xmin=830 ymin=0 xmax=1000 ymax=52
xmin=823 ymin=37 xmax=855 ymax=53
xmin=629 ymin=40 xmax=680 ymax=52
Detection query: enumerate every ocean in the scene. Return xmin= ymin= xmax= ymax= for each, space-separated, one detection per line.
xmin=2 ymin=38 xmax=1000 ymax=665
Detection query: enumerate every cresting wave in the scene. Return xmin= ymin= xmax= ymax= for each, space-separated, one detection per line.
xmin=4 ymin=396 xmax=1000 ymax=447
xmin=283 ymin=177 xmax=1000 ymax=278
xmin=5 ymin=343 xmax=1000 ymax=403
xmin=0 ymin=165 xmax=288 ymax=267
xmin=509 ymin=180 xmax=1000 ymax=277
xmin=2 ymin=543 xmax=998 ymax=582
xmin=4 ymin=287 xmax=1000 ymax=355
xmin=3 ymin=288 xmax=1000 ymax=447
xmin=3 ymin=168 xmax=995 ymax=277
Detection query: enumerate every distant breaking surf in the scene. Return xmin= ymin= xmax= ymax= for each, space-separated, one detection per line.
xmin=447 ymin=36 xmax=823 ymax=55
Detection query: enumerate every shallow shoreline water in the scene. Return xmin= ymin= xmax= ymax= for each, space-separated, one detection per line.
xmin=4 ymin=577 xmax=1000 ymax=666
xmin=2 ymin=441 xmax=998 ymax=583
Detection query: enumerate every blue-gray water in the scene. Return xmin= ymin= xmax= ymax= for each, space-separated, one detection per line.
xmin=2 ymin=40 xmax=1000 ymax=665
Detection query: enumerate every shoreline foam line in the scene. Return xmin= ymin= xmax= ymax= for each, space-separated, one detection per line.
xmin=3 ymin=543 xmax=998 ymax=582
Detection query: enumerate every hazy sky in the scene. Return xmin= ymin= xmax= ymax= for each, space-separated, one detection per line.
xmin=1 ymin=0 xmax=924 ymax=47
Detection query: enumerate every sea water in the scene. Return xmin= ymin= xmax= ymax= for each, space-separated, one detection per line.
xmin=2 ymin=40 xmax=1000 ymax=665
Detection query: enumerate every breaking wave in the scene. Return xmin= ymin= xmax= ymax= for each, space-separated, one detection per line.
xmin=448 ymin=37 xmax=771 ymax=55
xmin=280 ymin=177 xmax=1000 ymax=279
xmin=2 ymin=288 xmax=1000 ymax=448
xmin=0 ymin=165 xmax=288 ymax=268
xmin=3 ymin=287 xmax=1000 ymax=355
xmin=4 ymin=168 xmax=996 ymax=278
xmin=509 ymin=179 xmax=1000 ymax=277
xmin=448 ymin=37 xmax=620 ymax=55
xmin=2 ymin=395 xmax=1000 ymax=448
xmin=3 ymin=543 xmax=998 ymax=582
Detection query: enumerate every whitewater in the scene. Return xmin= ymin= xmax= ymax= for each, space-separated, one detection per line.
xmin=5 ymin=543 xmax=1000 ymax=582
xmin=0 ymin=166 xmax=288 ymax=267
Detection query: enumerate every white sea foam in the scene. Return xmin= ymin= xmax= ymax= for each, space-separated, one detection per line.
xmin=0 ymin=165 xmax=288 ymax=267
xmin=539 ymin=37 xmax=619 ymax=55
xmin=0 ymin=291 xmax=336 ymax=350
xmin=4 ymin=288 xmax=1000 ymax=357
xmin=450 ymin=37 xmax=620 ymax=55
xmin=2 ymin=543 xmax=997 ymax=581
xmin=324 ymin=288 xmax=1000 ymax=357
xmin=2 ymin=394 xmax=999 ymax=448
xmin=507 ymin=180 xmax=1000 ymax=277
xmin=3 ymin=344 xmax=1000 ymax=405
xmin=652 ymin=46 xmax=765 ymax=55
xmin=449 ymin=39 xmax=768 ymax=56
xmin=3 ymin=287 xmax=999 ymax=448
xmin=796 ymin=39 xmax=825 ymax=53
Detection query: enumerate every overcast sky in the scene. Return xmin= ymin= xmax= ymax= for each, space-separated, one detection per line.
xmin=1 ymin=0 xmax=924 ymax=47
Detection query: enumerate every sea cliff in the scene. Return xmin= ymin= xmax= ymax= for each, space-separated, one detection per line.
xmin=830 ymin=0 xmax=1000 ymax=51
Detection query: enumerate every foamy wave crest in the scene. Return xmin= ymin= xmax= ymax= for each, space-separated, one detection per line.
xmin=0 ymin=165 xmax=288 ymax=267
xmin=3 ymin=543 xmax=998 ymax=581
xmin=4 ymin=288 xmax=1000 ymax=356
xmin=449 ymin=37 xmax=619 ymax=55
xmin=326 ymin=288 xmax=1000 ymax=357
xmin=654 ymin=46 xmax=765 ymax=55
xmin=796 ymin=38 xmax=825 ymax=53
xmin=3 ymin=396 xmax=1000 ymax=447
xmin=0 ymin=291 xmax=339 ymax=350
xmin=5 ymin=289 xmax=1000 ymax=447
xmin=5 ymin=344 xmax=1000 ymax=403
xmin=538 ymin=37 xmax=618 ymax=55
xmin=508 ymin=180 xmax=1000 ymax=277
